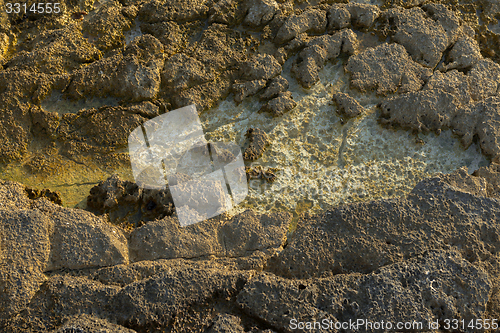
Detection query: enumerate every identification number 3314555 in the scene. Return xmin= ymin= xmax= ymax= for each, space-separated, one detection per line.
xmin=5 ymin=3 xmax=61 ymax=14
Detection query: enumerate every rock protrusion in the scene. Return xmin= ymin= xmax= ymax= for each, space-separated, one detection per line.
xmin=333 ymin=92 xmax=365 ymax=118
xmin=243 ymin=128 xmax=270 ymax=161
xmin=259 ymin=91 xmax=297 ymax=116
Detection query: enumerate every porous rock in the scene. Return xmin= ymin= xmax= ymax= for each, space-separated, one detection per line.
xmin=379 ymin=5 xmax=460 ymax=67
xmin=473 ymin=163 xmax=500 ymax=198
xmin=208 ymin=0 xmax=247 ymax=26
xmin=6 ymin=275 xmax=121 ymax=332
xmin=139 ymin=21 xmax=192 ymax=57
xmin=327 ymin=4 xmax=351 ymax=31
xmin=451 ymin=96 xmax=500 ymax=161
xmin=268 ymin=169 xmax=500 ymax=278
xmin=467 ymin=58 xmax=500 ymax=101
xmin=379 ymin=89 xmax=461 ymax=133
xmin=232 ymin=79 xmax=267 ymax=103
xmin=67 ymin=35 xmax=165 ymax=102
xmin=333 ymin=91 xmax=365 ymax=118
xmin=243 ymin=0 xmax=280 ymax=28
xmin=82 ymin=0 xmax=135 ymax=51
xmin=187 ymin=23 xmax=249 ymax=72
xmin=87 ymin=174 xmax=176 ymax=224
xmin=423 ymin=70 xmax=472 ymax=106
xmin=137 ymin=0 xmax=209 ymax=23
xmin=50 ymin=314 xmax=137 ymax=333
xmin=32 ymin=198 xmax=129 ymax=271
xmin=292 ymin=29 xmax=358 ymax=88
xmin=346 ymin=43 xmax=432 ymax=95
xmin=239 ymin=54 xmax=282 ymax=81
xmin=0 ymin=210 xmax=51 ymax=320
xmin=128 ymin=210 xmax=290 ymax=262
xmin=259 ymin=91 xmax=296 ymax=116
xmin=56 ymin=105 xmax=149 ymax=164
xmin=275 ymin=9 xmax=327 ymax=45
xmin=260 ymin=75 xmax=289 ymax=100
xmin=112 ymin=267 xmax=251 ymax=328
xmin=346 ymin=2 xmax=381 ymax=29
xmin=171 ymin=73 xmax=233 ymax=112
xmin=439 ymin=35 xmax=483 ymax=71
xmin=6 ymin=25 xmax=101 ymax=74
xmin=0 ymin=179 xmax=31 ymax=210
xmin=243 ymin=127 xmax=270 ymax=161
xmin=206 ymin=314 xmax=245 ymax=333
xmin=162 ymin=53 xmax=215 ymax=93
xmin=240 ymin=250 xmax=491 ymax=333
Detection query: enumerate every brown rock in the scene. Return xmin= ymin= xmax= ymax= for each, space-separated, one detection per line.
xmin=439 ymin=35 xmax=482 ymax=71
xmin=259 ymin=91 xmax=296 ymax=116
xmin=0 ymin=180 xmax=31 ymax=210
xmin=467 ymin=58 xmax=500 ymax=101
xmin=33 ymin=198 xmax=129 ymax=271
xmin=452 ymin=96 xmax=500 ymax=161
xmin=346 ymin=43 xmax=432 ymax=95
xmin=232 ymin=79 xmax=267 ymax=103
xmin=162 ymin=53 xmax=215 ymax=93
xmin=473 ymin=163 xmax=500 ymax=198
xmin=128 ymin=210 xmax=290 ymax=262
xmin=239 ymin=54 xmax=282 ymax=81
xmin=274 ymin=9 xmax=327 ymax=44
xmin=243 ymin=128 xmax=270 ymax=161
xmin=67 ymin=35 xmax=165 ymax=102
xmin=379 ymin=5 xmax=460 ymax=67
xmin=50 ymin=314 xmax=136 ymax=333
xmin=292 ymin=29 xmax=358 ymax=88
xmin=6 ymin=25 xmax=101 ymax=74
xmin=327 ymin=4 xmax=351 ymax=31
xmin=0 ymin=210 xmax=51 ymax=320
xmin=268 ymin=171 xmax=500 ymax=278
xmin=423 ymin=70 xmax=472 ymax=106
xmin=333 ymin=91 xmax=365 ymax=118
xmin=379 ymin=89 xmax=461 ymax=133
xmin=241 ymin=250 xmax=491 ymax=332
xmin=243 ymin=0 xmax=280 ymax=28
xmin=137 ymin=0 xmax=209 ymax=23
xmin=260 ymin=75 xmax=289 ymax=100
xmin=208 ymin=0 xmax=247 ymax=26
xmin=82 ymin=0 xmax=135 ymax=51
xmin=346 ymin=2 xmax=381 ymax=28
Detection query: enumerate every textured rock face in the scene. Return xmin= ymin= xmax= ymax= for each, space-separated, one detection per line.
xmin=346 ymin=43 xmax=432 ymax=95
xmin=67 ymin=35 xmax=165 ymax=102
xmin=244 ymin=0 xmax=280 ymax=28
xmin=82 ymin=0 xmax=136 ymax=51
xmin=292 ymin=29 xmax=358 ymax=88
xmin=243 ymin=128 xmax=270 ymax=161
xmin=3 ymin=0 xmax=500 ymax=331
xmin=32 ymin=199 xmax=129 ymax=271
xmin=6 ymin=25 xmax=101 ymax=74
xmin=4 ymin=170 xmax=500 ymax=331
xmin=0 ymin=210 xmax=51 ymax=320
xmin=380 ymin=89 xmax=461 ymax=133
xmin=239 ymin=250 xmax=491 ymax=333
xmin=275 ymin=9 xmax=327 ymax=44
xmin=333 ymin=92 xmax=365 ymax=118
xmin=269 ymin=168 xmax=500 ymax=278
xmin=128 ymin=210 xmax=290 ymax=262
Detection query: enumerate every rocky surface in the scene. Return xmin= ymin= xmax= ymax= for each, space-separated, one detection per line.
xmin=332 ymin=91 xmax=365 ymax=118
xmin=243 ymin=128 xmax=270 ymax=161
xmin=3 ymin=167 xmax=500 ymax=331
xmin=346 ymin=43 xmax=432 ymax=95
xmin=2 ymin=0 xmax=500 ymax=331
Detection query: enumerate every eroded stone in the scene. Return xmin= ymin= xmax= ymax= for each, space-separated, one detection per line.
xmin=243 ymin=128 xmax=270 ymax=161
xmin=346 ymin=43 xmax=432 ymax=95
